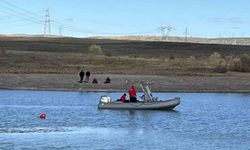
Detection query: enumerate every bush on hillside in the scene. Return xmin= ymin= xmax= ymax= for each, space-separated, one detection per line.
xmin=233 ymin=54 xmax=250 ymax=72
xmin=209 ymin=52 xmax=222 ymax=65
xmin=88 ymin=44 xmax=103 ymax=55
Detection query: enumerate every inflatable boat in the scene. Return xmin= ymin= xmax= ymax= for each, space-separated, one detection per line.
xmin=98 ymin=82 xmax=181 ymax=110
xmin=98 ymin=96 xmax=180 ymax=110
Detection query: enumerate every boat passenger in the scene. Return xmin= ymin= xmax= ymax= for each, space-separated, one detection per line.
xmin=129 ymin=85 xmax=137 ymax=102
xmin=117 ymin=93 xmax=126 ymax=103
xmin=117 ymin=93 xmax=128 ymax=102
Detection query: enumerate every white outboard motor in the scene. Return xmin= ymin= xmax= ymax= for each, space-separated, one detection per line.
xmin=100 ymin=95 xmax=111 ymax=103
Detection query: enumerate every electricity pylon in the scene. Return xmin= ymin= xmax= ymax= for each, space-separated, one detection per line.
xmin=44 ymin=8 xmax=51 ymax=36
xmin=184 ymin=27 xmax=189 ymax=42
xmin=158 ymin=25 xmax=167 ymax=40
xmin=159 ymin=25 xmax=174 ymax=41
xmin=166 ymin=25 xmax=174 ymax=36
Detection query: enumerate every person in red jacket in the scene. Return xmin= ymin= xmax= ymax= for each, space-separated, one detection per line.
xmin=120 ymin=93 xmax=126 ymax=103
xmin=129 ymin=85 xmax=137 ymax=102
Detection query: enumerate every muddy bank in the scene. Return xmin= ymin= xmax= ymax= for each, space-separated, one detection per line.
xmin=0 ymin=73 xmax=250 ymax=92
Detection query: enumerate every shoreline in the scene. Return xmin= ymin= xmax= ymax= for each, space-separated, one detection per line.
xmin=1 ymin=73 xmax=250 ymax=93
xmin=1 ymin=88 xmax=250 ymax=93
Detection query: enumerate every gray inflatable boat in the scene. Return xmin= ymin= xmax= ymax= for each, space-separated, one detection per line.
xmin=98 ymin=96 xmax=180 ymax=110
xmin=98 ymin=82 xmax=181 ymax=110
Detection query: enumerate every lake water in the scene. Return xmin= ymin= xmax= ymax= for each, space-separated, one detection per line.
xmin=0 ymin=90 xmax=249 ymax=150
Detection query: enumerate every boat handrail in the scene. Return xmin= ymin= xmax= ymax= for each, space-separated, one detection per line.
xmin=140 ymin=82 xmax=158 ymax=102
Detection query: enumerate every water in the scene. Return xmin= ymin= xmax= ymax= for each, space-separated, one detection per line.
xmin=0 ymin=90 xmax=250 ymax=150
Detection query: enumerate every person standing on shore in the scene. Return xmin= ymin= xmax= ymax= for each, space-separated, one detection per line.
xmin=85 ymin=71 xmax=91 ymax=83
xmin=79 ymin=70 xmax=84 ymax=83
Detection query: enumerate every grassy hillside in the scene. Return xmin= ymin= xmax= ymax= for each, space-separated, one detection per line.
xmin=0 ymin=36 xmax=250 ymax=75
xmin=1 ymin=36 xmax=250 ymax=56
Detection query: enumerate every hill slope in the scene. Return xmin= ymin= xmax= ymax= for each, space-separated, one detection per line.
xmin=0 ymin=36 xmax=250 ymax=75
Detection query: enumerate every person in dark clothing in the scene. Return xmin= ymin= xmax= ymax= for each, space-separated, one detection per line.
xmin=92 ymin=77 xmax=98 ymax=83
xmin=79 ymin=70 xmax=84 ymax=83
xmin=129 ymin=85 xmax=137 ymax=102
xmin=104 ymin=76 xmax=111 ymax=84
xmin=85 ymin=71 xmax=91 ymax=83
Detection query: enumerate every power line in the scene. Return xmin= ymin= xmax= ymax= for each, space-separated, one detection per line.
xmin=0 ymin=0 xmax=43 ymax=18
xmin=0 ymin=1 xmax=43 ymax=23
xmin=0 ymin=1 xmax=103 ymax=35
xmin=0 ymin=0 xmax=157 ymax=36
xmin=0 ymin=2 xmax=44 ymax=25
xmin=0 ymin=22 xmax=38 ymax=29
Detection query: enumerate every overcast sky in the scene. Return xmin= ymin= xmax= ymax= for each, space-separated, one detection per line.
xmin=0 ymin=0 xmax=249 ymax=37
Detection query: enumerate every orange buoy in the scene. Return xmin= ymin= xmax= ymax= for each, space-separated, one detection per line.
xmin=40 ymin=113 xmax=46 ymax=119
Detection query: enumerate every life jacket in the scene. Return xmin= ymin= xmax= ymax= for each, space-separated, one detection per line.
xmin=129 ymin=86 xmax=136 ymax=97
xmin=121 ymin=95 xmax=126 ymax=102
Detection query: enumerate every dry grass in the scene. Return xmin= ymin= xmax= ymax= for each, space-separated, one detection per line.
xmin=1 ymin=48 xmax=250 ymax=75
xmin=1 ymin=36 xmax=250 ymax=75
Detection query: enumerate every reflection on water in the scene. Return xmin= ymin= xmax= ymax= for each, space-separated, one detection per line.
xmin=0 ymin=90 xmax=250 ymax=149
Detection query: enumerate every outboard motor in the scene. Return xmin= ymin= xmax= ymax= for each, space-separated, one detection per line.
xmin=100 ymin=95 xmax=111 ymax=103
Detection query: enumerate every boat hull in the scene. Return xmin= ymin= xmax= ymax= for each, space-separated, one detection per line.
xmin=98 ymin=97 xmax=180 ymax=110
